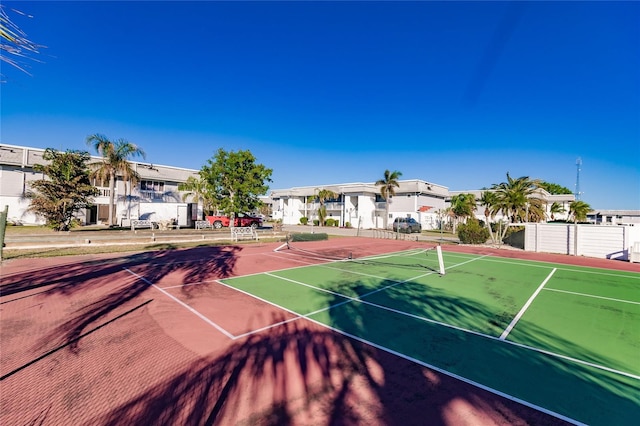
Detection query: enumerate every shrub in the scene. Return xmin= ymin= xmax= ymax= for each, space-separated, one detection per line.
xmin=313 ymin=219 xmax=320 ymax=226
xmin=457 ymin=219 xmax=490 ymax=244
xmin=345 ymin=222 xmax=352 ymax=228
xmin=325 ymin=218 xmax=336 ymax=227
xmin=291 ymin=232 xmax=328 ymax=242
xmin=299 ymin=217 xmax=309 ymax=225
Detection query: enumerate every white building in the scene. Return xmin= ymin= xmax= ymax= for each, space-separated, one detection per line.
xmin=4 ymin=143 xmax=637 ymax=230
xmin=271 ymin=182 xmax=580 ymax=230
xmin=587 ymin=210 xmax=640 ymax=226
xmin=0 ymin=144 xmax=200 ymax=227
xmin=270 ymin=180 xmax=449 ymax=230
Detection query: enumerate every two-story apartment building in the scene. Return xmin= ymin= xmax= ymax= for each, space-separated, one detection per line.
xmin=6 ymin=143 xmax=635 ymax=230
xmin=0 ymin=144 xmax=201 ymax=227
xmin=270 ymin=180 xmax=449 ymax=230
xmin=271 ymin=182 xmax=578 ymax=230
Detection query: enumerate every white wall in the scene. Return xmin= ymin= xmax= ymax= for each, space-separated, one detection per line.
xmin=0 ymin=196 xmax=45 ymax=225
xmin=524 ymin=223 xmax=640 ymax=261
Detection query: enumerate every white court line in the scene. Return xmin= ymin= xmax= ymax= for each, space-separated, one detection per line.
xmin=159 ymin=280 xmax=221 ymax=290
xmin=543 ymin=288 xmax=640 ymax=305
xmin=213 ymin=279 xmax=585 ymax=426
xmin=444 ymin=253 xmax=640 ymax=279
xmin=500 ymin=268 xmax=557 ymax=340
xmin=123 ymin=268 xmax=236 ymax=340
xmin=303 ymin=318 xmax=586 ymax=426
xmin=245 ymin=265 xmax=640 ymax=381
xmin=219 ymin=252 xmax=488 ymax=341
xmin=264 ymin=253 xmax=490 ymax=310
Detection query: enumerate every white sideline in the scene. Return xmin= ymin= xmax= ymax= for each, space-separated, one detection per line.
xmin=123 ymin=268 xmax=235 ymax=340
xmin=500 ymin=268 xmax=557 ymax=340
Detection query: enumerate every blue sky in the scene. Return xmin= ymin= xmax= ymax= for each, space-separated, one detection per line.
xmin=2 ymin=1 xmax=639 ymax=209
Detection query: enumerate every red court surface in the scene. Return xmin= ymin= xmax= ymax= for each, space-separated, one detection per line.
xmin=2 ymin=238 xmax=636 ymax=425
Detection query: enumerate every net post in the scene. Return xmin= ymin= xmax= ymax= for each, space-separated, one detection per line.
xmin=436 ymin=245 xmax=445 ymax=275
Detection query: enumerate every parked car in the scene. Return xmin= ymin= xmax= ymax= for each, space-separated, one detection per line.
xmin=205 ymin=213 xmax=263 ymax=229
xmin=392 ymin=217 xmax=422 ymax=233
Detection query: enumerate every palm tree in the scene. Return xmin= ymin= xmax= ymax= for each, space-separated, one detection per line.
xmin=178 ymin=174 xmax=216 ymax=217
xmin=1 ymin=5 xmax=44 ymax=80
xmin=450 ymin=193 xmax=476 ymax=233
xmin=375 ymin=170 xmax=402 ymax=229
xmin=568 ymin=200 xmax=591 ymax=223
xmin=316 ymin=188 xmax=338 ymax=226
xmin=86 ymin=134 xmax=145 ymax=226
xmin=491 ymin=173 xmax=542 ymax=223
xmin=490 ymin=173 xmax=543 ymax=240
xmin=479 ymin=190 xmax=498 ymax=242
xmin=548 ymin=202 xmax=566 ymax=221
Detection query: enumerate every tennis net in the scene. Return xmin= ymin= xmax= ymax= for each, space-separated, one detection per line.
xmin=275 ymin=238 xmax=445 ymax=275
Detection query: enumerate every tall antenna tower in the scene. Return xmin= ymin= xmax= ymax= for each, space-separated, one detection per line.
xmin=575 ymin=157 xmax=582 ymax=200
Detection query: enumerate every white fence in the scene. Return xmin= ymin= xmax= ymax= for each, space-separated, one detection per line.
xmin=523 ymin=224 xmax=640 ymax=261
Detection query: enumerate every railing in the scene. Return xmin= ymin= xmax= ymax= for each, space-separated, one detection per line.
xmin=302 ymin=202 xmax=344 ymax=211
xmin=139 ymin=190 xmax=168 ymax=201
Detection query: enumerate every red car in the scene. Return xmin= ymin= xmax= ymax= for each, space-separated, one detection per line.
xmin=205 ymin=213 xmax=262 ymax=229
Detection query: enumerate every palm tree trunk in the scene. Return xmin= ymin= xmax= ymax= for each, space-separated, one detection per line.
xmin=384 ymin=204 xmax=389 ymax=229
xmin=108 ymin=172 xmax=116 ymax=226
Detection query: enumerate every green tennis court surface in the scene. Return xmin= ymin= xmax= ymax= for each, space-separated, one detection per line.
xmin=220 ymin=249 xmax=640 ymax=425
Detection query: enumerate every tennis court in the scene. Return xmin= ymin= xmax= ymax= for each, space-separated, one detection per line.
xmin=219 ymin=242 xmax=640 ymax=425
xmin=1 ymin=238 xmax=638 ymax=425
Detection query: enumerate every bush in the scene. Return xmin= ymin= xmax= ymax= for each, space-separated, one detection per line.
xmin=457 ymin=219 xmax=490 ymax=244
xmin=345 ymin=222 xmax=352 ymax=228
xmin=291 ymin=232 xmax=328 ymax=242
xmin=299 ymin=217 xmax=309 ymax=225
xmin=325 ymin=218 xmax=336 ymax=227
xmin=313 ymin=219 xmax=320 ymax=226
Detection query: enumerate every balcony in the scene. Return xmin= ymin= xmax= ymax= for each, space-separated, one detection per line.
xmin=139 ymin=190 xmax=171 ymax=202
xmin=302 ymin=202 xmax=344 ymax=211
xmin=97 ymin=188 xmax=111 ymax=197
xmin=375 ymin=202 xmax=387 ymax=210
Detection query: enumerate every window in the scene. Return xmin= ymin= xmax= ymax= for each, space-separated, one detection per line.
xmin=92 ymin=177 xmax=109 ymax=187
xmin=141 ymin=180 xmax=164 ymax=192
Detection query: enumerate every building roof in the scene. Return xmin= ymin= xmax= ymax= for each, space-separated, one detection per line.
xmin=270 ymin=179 xmax=449 ymax=199
xmin=0 ymin=143 xmax=199 ymax=183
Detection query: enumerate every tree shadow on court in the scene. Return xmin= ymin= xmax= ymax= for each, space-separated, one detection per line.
xmin=87 ymin=278 xmax=577 ymax=426
xmin=0 ymin=245 xmax=241 ymax=355
xmin=4 ymin=250 xmax=635 ymax=425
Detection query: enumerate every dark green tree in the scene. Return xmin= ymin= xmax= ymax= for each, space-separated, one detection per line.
xmin=26 ymin=149 xmax=99 ymax=231
xmin=201 ymin=148 xmax=272 ymax=218
xmin=538 ymin=181 xmax=572 ymax=195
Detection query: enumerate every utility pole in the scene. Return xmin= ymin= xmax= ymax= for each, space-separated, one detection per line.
xmin=575 ymin=157 xmax=583 ymax=200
